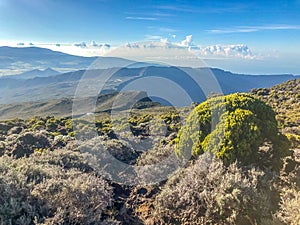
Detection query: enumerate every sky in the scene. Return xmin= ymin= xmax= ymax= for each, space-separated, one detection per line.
xmin=0 ymin=0 xmax=300 ymax=74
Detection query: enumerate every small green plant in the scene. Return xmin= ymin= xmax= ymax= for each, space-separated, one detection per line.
xmin=46 ymin=117 xmax=60 ymax=132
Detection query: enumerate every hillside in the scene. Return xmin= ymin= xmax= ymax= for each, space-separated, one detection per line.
xmin=0 ymin=46 xmax=136 ymax=76
xmin=0 ymin=78 xmax=299 ymax=225
xmin=0 ymin=66 xmax=298 ymax=105
xmin=251 ymin=78 xmax=300 ymax=151
xmin=0 ymin=91 xmax=160 ymax=120
xmin=2 ymin=68 xmax=60 ymax=79
xmin=251 ymin=78 xmax=300 ymax=128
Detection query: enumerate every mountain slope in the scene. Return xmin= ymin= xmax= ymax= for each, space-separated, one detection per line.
xmin=251 ymin=78 xmax=300 ymax=128
xmin=3 ymin=68 xmax=60 ymax=79
xmin=251 ymin=78 xmax=300 ymax=151
xmin=0 ymin=66 xmax=298 ymax=105
xmin=0 ymin=91 xmax=159 ymax=120
xmin=0 ymin=46 xmax=136 ymax=76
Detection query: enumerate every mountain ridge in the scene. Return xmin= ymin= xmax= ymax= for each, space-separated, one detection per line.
xmin=1 ymin=68 xmax=60 ymax=79
xmin=0 ymin=66 xmax=298 ymax=105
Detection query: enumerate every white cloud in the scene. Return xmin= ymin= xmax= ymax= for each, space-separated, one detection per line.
xmin=135 ymin=35 xmax=193 ymax=48
xmin=2 ymin=37 xmax=258 ymax=59
xmin=73 ymin=42 xmax=87 ymax=48
xmin=91 ymin=41 xmax=98 ymax=47
xmin=178 ymin=35 xmax=193 ymax=47
xmin=196 ymin=44 xmax=256 ymax=59
xmin=145 ymin=35 xmax=162 ymax=40
xmin=160 ymin=38 xmax=169 ymax=44
xmin=125 ymin=16 xmax=158 ymax=21
xmin=9 ymin=41 xmax=113 ymax=57
xmin=159 ymin=27 xmax=177 ymax=33
xmin=207 ymin=25 xmax=300 ymax=34
xmin=124 ymin=36 xmax=257 ymax=59
xmin=102 ymin=44 xmax=111 ymax=48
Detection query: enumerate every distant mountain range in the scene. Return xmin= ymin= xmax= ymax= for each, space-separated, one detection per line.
xmin=2 ymin=68 xmax=60 ymax=79
xmin=0 ymin=46 xmax=299 ymax=107
xmin=0 ymin=46 xmax=137 ymax=76
xmin=0 ymin=66 xmax=298 ymax=105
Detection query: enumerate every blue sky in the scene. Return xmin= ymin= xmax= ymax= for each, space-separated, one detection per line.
xmin=0 ymin=0 xmax=300 ymax=74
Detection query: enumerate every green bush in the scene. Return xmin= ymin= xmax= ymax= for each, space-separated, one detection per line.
xmin=285 ymin=133 xmax=300 ymax=149
xmin=175 ymin=93 xmax=290 ymax=168
xmin=46 ymin=117 xmax=60 ymax=132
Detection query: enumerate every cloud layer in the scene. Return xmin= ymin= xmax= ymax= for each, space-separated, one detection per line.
xmin=2 ymin=36 xmax=257 ymax=59
xmin=198 ymin=44 xmax=255 ymax=59
xmin=208 ymin=25 xmax=300 ymax=34
xmin=124 ymin=35 xmax=256 ymax=59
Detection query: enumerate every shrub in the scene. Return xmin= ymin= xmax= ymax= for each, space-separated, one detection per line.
xmin=46 ymin=117 xmax=60 ymax=132
xmin=275 ymin=188 xmax=300 ymax=225
xmin=31 ymin=149 xmax=93 ymax=172
xmin=0 ymin=141 xmax=5 ymax=156
xmin=0 ymin=121 xmax=17 ymax=135
xmin=175 ymin=93 xmax=290 ymax=169
xmin=136 ymin=144 xmax=174 ymax=166
xmin=4 ymin=131 xmax=51 ymax=158
xmin=153 ymin=154 xmax=276 ymax=225
xmin=285 ymin=133 xmax=300 ymax=149
xmin=31 ymin=120 xmax=46 ymax=130
xmin=0 ymin=156 xmax=47 ymax=225
xmin=0 ymin=150 xmax=114 ymax=224
xmin=32 ymin=169 xmax=113 ymax=225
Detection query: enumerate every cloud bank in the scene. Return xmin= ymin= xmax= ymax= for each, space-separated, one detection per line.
xmin=2 ymin=36 xmax=258 ymax=59
xmin=208 ymin=25 xmax=300 ymax=34
xmin=197 ymin=44 xmax=255 ymax=59
xmin=124 ymin=35 xmax=256 ymax=59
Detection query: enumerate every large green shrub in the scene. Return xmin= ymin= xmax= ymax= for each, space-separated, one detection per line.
xmin=175 ymin=93 xmax=290 ymax=168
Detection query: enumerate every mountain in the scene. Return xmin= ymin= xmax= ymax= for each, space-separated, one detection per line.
xmin=0 ymin=66 xmax=298 ymax=105
xmin=0 ymin=46 xmax=136 ymax=76
xmin=117 ymin=67 xmax=299 ymax=105
xmin=0 ymin=91 xmax=159 ymax=120
xmin=2 ymin=68 xmax=60 ymax=79
xmin=0 ymin=68 xmax=144 ymax=104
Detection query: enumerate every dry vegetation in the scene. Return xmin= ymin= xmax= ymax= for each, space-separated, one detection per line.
xmin=0 ymin=78 xmax=299 ymax=224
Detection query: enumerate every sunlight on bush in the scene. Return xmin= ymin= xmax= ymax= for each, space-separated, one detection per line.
xmin=175 ymin=93 xmax=290 ymax=169
xmin=0 ymin=150 xmax=114 ymax=224
xmin=153 ymin=154 xmax=277 ymax=225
